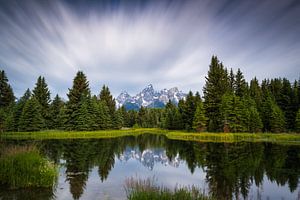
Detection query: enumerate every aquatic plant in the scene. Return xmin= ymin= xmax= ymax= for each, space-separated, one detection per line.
xmin=0 ymin=145 xmax=57 ymax=189
xmin=124 ymin=177 xmax=214 ymax=200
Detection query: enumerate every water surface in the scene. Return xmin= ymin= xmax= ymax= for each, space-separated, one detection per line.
xmin=1 ymin=134 xmax=299 ymax=200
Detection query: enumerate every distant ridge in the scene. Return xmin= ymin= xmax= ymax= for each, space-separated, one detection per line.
xmin=116 ymin=84 xmax=186 ymax=110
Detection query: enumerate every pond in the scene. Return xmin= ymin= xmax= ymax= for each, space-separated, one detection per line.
xmin=0 ymin=134 xmax=300 ymax=200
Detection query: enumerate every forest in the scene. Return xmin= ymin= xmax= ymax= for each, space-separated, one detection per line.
xmin=0 ymin=56 xmax=300 ymax=133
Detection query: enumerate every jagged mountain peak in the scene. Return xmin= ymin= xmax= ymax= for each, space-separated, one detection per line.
xmin=116 ymin=84 xmax=186 ymax=110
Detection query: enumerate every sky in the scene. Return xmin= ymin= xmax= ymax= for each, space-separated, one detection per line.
xmin=0 ymin=0 xmax=299 ymax=99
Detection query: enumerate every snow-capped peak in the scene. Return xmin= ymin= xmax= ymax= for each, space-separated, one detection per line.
xmin=116 ymin=84 xmax=186 ymax=110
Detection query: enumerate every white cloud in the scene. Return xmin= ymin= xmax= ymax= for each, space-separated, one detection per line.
xmin=0 ymin=0 xmax=299 ymax=98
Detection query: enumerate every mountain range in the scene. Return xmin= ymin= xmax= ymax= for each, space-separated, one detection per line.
xmin=116 ymin=84 xmax=186 ymax=110
xmin=119 ymin=147 xmax=181 ymax=170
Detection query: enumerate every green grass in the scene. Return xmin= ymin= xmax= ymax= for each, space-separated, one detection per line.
xmin=0 ymin=128 xmax=165 ymax=139
xmin=125 ymin=177 xmax=214 ymax=200
xmin=1 ymin=128 xmax=300 ymax=144
xmin=165 ymin=131 xmax=300 ymax=144
xmin=0 ymin=145 xmax=57 ymax=189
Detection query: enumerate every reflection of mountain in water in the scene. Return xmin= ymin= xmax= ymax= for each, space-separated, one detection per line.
xmin=119 ymin=147 xmax=181 ymax=170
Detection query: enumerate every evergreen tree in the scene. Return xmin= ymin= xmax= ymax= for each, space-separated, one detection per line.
xmin=234 ymin=68 xmax=248 ymax=97
xmin=0 ymin=108 xmax=5 ymax=132
xmin=19 ymin=97 xmax=45 ymax=131
xmin=277 ymin=78 xmax=293 ymax=130
xmin=0 ymin=70 xmax=15 ymax=108
xmin=291 ymin=81 xmax=299 ymax=130
xmin=98 ymin=101 xmax=113 ymax=129
xmin=203 ymin=56 xmax=230 ymax=131
xmin=249 ymin=77 xmax=262 ymax=110
xmin=248 ymin=106 xmax=263 ymax=133
xmin=73 ymin=97 xmax=93 ymax=131
xmin=164 ymin=100 xmax=182 ymax=130
xmin=138 ymin=106 xmax=146 ymax=127
xmin=295 ymin=109 xmax=300 ymax=133
xmin=181 ymin=91 xmax=197 ymax=130
xmin=119 ymin=106 xmax=128 ymax=127
xmin=114 ymin=109 xmax=124 ymax=129
xmin=11 ymin=89 xmax=31 ymax=131
xmin=127 ymin=110 xmax=138 ymax=127
xmin=32 ymin=76 xmax=51 ymax=113
xmin=99 ymin=85 xmax=116 ymax=114
xmin=49 ymin=94 xmax=64 ymax=129
xmin=192 ymin=101 xmax=207 ymax=132
xmin=229 ymin=68 xmax=235 ymax=92
xmin=269 ymin=102 xmax=285 ymax=133
xmin=65 ymin=71 xmax=91 ymax=130
xmin=220 ymin=93 xmax=248 ymax=132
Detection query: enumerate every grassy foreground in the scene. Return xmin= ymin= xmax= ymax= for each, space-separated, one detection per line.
xmin=1 ymin=128 xmax=300 ymax=144
xmin=125 ymin=177 xmax=213 ymax=200
xmin=0 ymin=145 xmax=57 ymax=189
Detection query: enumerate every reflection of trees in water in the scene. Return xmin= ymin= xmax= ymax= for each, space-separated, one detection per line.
xmin=9 ymin=135 xmax=299 ymax=200
xmin=0 ymin=188 xmax=55 ymax=200
xmin=163 ymin=140 xmax=300 ymax=200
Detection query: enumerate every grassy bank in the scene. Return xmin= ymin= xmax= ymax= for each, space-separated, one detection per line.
xmin=125 ymin=177 xmax=213 ymax=200
xmin=0 ymin=145 xmax=57 ymax=189
xmin=0 ymin=128 xmax=165 ymax=139
xmin=1 ymin=128 xmax=300 ymax=144
xmin=165 ymin=131 xmax=300 ymax=144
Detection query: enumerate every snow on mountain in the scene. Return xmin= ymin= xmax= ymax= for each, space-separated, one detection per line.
xmin=119 ymin=147 xmax=181 ymax=170
xmin=116 ymin=84 xmax=186 ymax=110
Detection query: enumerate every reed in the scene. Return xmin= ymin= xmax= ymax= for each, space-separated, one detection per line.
xmin=124 ymin=177 xmax=214 ymax=200
xmin=0 ymin=145 xmax=57 ymax=189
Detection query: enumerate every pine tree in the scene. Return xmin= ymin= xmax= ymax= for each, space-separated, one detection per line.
xmin=277 ymin=78 xmax=293 ymax=130
xmin=220 ymin=93 xmax=247 ymax=133
xmin=249 ymin=77 xmax=262 ymax=110
xmin=11 ymin=89 xmax=31 ymax=131
xmin=241 ymin=96 xmax=263 ymax=133
xmin=229 ymin=68 xmax=235 ymax=93
xmin=203 ymin=56 xmax=230 ymax=132
xmin=114 ymin=109 xmax=124 ymax=129
xmin=138 ymin=106 xmax=146 ymax=127
xmin=32 ymin=76 xmax=51 ymax=113
xmin=119 ymin=106 xmax=128 ymax=127
xmin=295 ymin=108 xmax=300 ymax=133
xmin=235 ymin=68 xmax=248 ymax=97
xmin=0 ymin=108 xmax=5 ymax=132
xmin=73 ymin=97 xmax=93 ymax=131
xmin=291 ymin=81 xmax=299 ymax=131
xmin=192 ymin=101 xmax=207 ymax=132
xmin=248 ymin=106 xmax=263 ymax=133
xmin=49 ymin=94 xmax=64 ymax=129
xmin=269 ymin=102 xmax=285 ymax=133
xmin=181 ymin=91 xmax=197 ymax=130
xmin=19 ymin=97 xmax=45 ymax=131
xmin=65 ymin=71 xmax=91 ymax=130
xmin=99 ymin=101 xmax=113 ymax=129
xmin=99 ymin=85 xmax=116 ymax=114
xmin=164 ymin=100 xmax=182 ymax=130
xmin=0 ymin=70 xmax=15 ymax=108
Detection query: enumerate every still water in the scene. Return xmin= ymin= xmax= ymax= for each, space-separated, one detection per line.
xmin=1 ymin=134 xmax=300 ymax=200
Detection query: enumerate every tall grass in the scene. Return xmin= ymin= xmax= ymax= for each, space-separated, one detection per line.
xmin=124 ymin=177 xmax=214 ymax=200
xmin=0 ymin=145 xmax=57 ymax=189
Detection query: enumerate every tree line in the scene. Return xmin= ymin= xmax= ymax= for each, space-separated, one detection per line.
xmin=0 ymin=55 xmax=300 ymax=133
